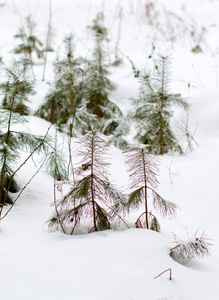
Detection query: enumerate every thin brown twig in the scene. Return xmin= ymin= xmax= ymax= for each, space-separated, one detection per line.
xmin=154 ymin=268 xmax=172 ymax=280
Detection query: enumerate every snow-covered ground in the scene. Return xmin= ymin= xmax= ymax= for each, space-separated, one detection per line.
xmin=0 ymin=0 xmax=219 ymax=299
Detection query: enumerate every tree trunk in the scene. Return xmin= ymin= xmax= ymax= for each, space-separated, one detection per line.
xmin=91 ymin=134 xmax=97 ymax=231
xmin=142 ymin=149 xmax=149 ymax=229
xmin=159 ymin=111 xmax=164 ymax=155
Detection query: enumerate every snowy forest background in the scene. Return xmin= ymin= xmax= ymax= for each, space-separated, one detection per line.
xmin=0 ymin=0 xmax=219 ymax=299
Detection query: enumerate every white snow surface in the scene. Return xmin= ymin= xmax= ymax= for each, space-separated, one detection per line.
xmin=0 ymin=0 xmax=219 ymax=299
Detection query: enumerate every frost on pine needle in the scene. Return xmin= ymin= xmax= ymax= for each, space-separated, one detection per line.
xmin=170 ymin=231 xmax=212 ymax=264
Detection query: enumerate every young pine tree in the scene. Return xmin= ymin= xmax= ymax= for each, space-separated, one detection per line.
xmin=84 ymin=15 xmax=128 ymax=148
xmin=0 ymin=69 xmax=46 ymax=207
xmin=35 ymin=35 xmax=95 ymax=136
xmin=122 ymin=145 xmax=178 ymax=231
xmin=130 ymin=55 xmax=188 ymax=155
xmin=48 ymin=129 xmax=126 ymax=234
xmin=14 ymin=15 xmax=44 ymax=71
xmin=0 ymin=66 xmax=34 ymax=115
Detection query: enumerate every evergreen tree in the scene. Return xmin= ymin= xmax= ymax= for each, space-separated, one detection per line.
xmin=130 ymin=55 xmax=188 ymax=155
xmin=14 ymin=15 xmax=44 ymax=68
xmin=48 ymin=129 xmax=126 ymax=234
xmin=0 ymin=69 xmax=46 ymax=207
xmin=35 ymin=35 xmax=95 ymax=136
xmin=84 ymin=15 xmax=129 ymax=148
xmin=0 ymin=65 xmax=34 ymax=115
xmin=121 ymin=145 xmax=178 ymax=230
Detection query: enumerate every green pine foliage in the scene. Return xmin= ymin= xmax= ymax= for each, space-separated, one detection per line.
xmin=121 ymin=145 xmax=178 ymax=230
xmin=35 ymin=35 xmax=95 ymax=136
xmin=84 ymin=15 xmax=129 ymax=148
xmin=45 ymin=146 xmax=68 ymax=181
xmin=45 ymin=129 xmax=68 ymax=181
xmin=14 ymin=15 xmax=44 ymax=64
xmin=36 ymin=25 xmax=129 ymax=148
xmin=0 ymin=109 xmax=45 ymax=205
xmin=48 ymin=129 xmax=126 ymax=234
xmin=130 ymin=55 xmax=188 ymax=155
xmin=0 ymin=67 xmax=34 ymax=115
xmin=0 ymin=69 xmax=46 ymax=206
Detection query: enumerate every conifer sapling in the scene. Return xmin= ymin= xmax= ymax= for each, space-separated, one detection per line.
xmin=35 ymin=34 xmax=95 ymax=137
xmin=0 ymin=65 xmax=35 ymax=115
xmin=14 ymin=15 xmax=44 ymax=69
xmin=122 ymin=144 xmax=178 ymax=230
xmin=48 ymin=129 xmax=126 ymax=234
xmin=130 ymin=55 xmax=188 ymax=155
xmin=0 ymin=69 xmax=46 ymax=208
xmin=84 ymin=15 xmax=129 ymax=148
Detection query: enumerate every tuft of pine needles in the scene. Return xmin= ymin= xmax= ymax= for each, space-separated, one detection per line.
xmin=170 ymin=230 xmax=212 ymax=264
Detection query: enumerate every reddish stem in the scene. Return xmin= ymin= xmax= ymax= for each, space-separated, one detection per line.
xmin=154 ymin=268 xmax=172 ymax=280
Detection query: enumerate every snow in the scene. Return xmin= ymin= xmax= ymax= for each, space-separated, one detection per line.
xmin=1 ymin=0 xmax=219 ymax=299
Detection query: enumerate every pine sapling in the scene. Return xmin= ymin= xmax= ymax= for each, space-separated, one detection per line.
xmin=13 ymin=15 xmax=44 ymax=76
xmin=48 ymin=129 xmax=126 ymax=234
xmin=84 ymin=15 xmax=129 ymax=148
xmin=1 ymin=66 xmax=35 ymax=115
xmin=36 ymin=34 xmax=94 ymax=137
xmin=0 ymin=69 xmax=47 ymax=208
xmin=122 ymin=145 xmax=178 ymax=230
xmin=129 ymin=55 xmax=188 ymax=155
